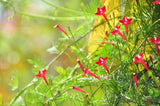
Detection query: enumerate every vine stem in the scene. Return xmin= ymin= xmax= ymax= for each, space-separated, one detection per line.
xmin=17 ymin=11 xmax=86 ymax=21
xmin=120 ymin=93 xmax=145 ymax=106
xmin=120 ymin=93 xmax=136 ymax=103
xmin=91 ymin=83 xmax=103 ymax=98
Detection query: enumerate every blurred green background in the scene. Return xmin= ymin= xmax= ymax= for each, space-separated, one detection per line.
xmin=0 ymin=0 xmax=93 ymax=104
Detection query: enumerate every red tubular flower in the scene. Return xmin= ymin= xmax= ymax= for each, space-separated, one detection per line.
xmin=54 ymin=24 xmax=68 ymax=36
xmin=95 ymin=6 xmax=107 ymax=21
xmin=119 ymin=16 xmax=132 ymax=35
xmin=77 ymin=58 xmax=84 ymax=71
xmin=82 ymin=65 xmax=100 ymax=80
xmin=149 ymin=37 xmax=160 ymax=55
xmin=133 ymin=73 xmax=138 ymax=88
xmin=152 ymin=0 xmax=160 ymax=6
xmin=72 ymin=86 xmax=87 ymax=94
xmin=96 ymin=56 xmax=110 ymax=75
xmin=111 ymin=26 xmax=128 ymax=42
xmin=35 ymin=69 xmax=49 ymax=85
xmin=146 ymin=97 xmax=151 ymax=106
xmin=133 ymin=52 xmax=149 ymax=71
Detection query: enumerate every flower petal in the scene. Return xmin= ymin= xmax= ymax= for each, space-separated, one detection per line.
xmin=72 ymin=86 xmax=87 ymax=94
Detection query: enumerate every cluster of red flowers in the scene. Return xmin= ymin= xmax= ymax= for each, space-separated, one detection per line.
xmin=111 ymin=15 xmax=132 ymax=42
xmin=34 ymin=1 xmax=159 ymax=104
xmin=95 ymin=3 xmax=159 ymax=90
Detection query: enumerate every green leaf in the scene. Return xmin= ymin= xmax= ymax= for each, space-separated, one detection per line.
xmin=27 ymin=57 xmax=46 ymax=74
xmin=55 ymin=66 xmax=67 ymax=77
xmin=25 ymin=89 xmax=46 ymax=105
xmin=47 ymin=46 xmax=59 ymax=54
xmin=35 ymin=81 xmax=51 ymax=97
xmin=148 ymin=88 xmax=153 ymax=95
xmin=12 ymin=96 xmax=25 ymax=106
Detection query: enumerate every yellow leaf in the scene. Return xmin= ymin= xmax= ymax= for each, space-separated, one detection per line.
xmin=88 ymin=0 xmax=121 ymax=55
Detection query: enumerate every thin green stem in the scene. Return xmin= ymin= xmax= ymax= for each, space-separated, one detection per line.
xmin=67 ymin=26 xmax=86 ymax=57
xmin=120 ymin=93 xmax=136 ymax=103
xmin=64 ymin=52 xmax=74 ymax=66
xmin=17 ymin=11 xmax=86 ymax=21
xmin=91 ymin=83 xmax=103 ymax=98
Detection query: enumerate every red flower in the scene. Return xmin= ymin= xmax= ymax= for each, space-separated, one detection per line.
xmin=35 ymin=69 xmax=49 ymax=85
xmin=149 ymin=37 xmax=160 ymax=55
xmin=77 ymin=58 xmax=84 ymax=71
xmin=146 ymin=97 xmax=151 ymax=106
xmin=111 ymin=26 xmax=127 ymax=42
xmin=82 ymin=65 xmax=100 ymax=80
xmin=72 ymin=86 xmax=87 ymax=94
xmin=119 ymin=16 xmax=132 ymax=35
xmin=95 ymin=6 xmax=107 ymax=21
xmin=152 ymin=0 xmax=160 ymax=6
xmin=54 ymin=24 xmax=68 ymax=36
xmin=96 ymin=56 xmax=110 ymax=75
xmin=133 ymin=52 xmax=149 ymax=71
xmin=133 ymin=73 xmax=138 ymax=88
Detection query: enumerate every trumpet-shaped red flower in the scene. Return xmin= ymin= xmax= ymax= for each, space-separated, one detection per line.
xmin=152 ymin=0 xmax=160 ymax=6
xmin=82 ymin=65 xmax=100 ymax=80
xmin=111 ymin=26 xmax=127 ymax=42
xmin=119 ymin=16 xmax=132 ymax=35
xmin=72 ymin=86 xmax=87 ymax=94
xmin=96 ymin=56 xmax=110 ymax=75
xmin=149 ymin=37 xmax=160 ymax=55
xmin=35 ymin=69 xmax=49 ymax=85
xmin=54 ymin=24 xmax=68 ymax=36
xmin=146 ymin=97 xmax=151 ymax=106
xmin=133 ymin=73 xmax=138 ymax=88
xmin=95 ymin=6 xmax=107 ymax=21
xmin=77 ymin=59 xmax=84 ymax=71
xmin=133 ymin=52 xmax=149 ymax=71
